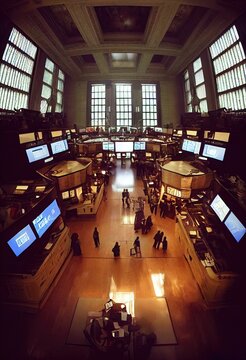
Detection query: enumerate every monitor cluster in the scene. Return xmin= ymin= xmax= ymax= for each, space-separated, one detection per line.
xmin=6 ymin=199 xmax=61 ymax=257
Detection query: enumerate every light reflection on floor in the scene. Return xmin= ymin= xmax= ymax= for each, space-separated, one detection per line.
xmin=151 ymin=273 xmax=165 ymax=297
xmin=109 ymin=277 xmax=135 ymax=316
xmin=111 ymin=162 xmax=135 ymax=193
xmin=121 ymin=213 xmax=135 ymax=224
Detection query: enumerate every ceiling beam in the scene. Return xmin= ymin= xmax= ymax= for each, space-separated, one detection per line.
xmin=168 ymin=10 xmax=240 ymax=74
xmin=93 ymin=53 xmax=110 ymax=74
xmin=145 ymin=3 xmax=180 ymax=47
xmin=66 ymin=4 xmax=100 ymax=46
xmin=64 ymin=43 xmax=181 ymax=57
xmin=137 ymin=53 xmax=153 ymax=74
xmin=8 ymin=9 xmax=81 ymax=78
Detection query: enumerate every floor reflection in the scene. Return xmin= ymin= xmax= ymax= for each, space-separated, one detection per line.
xmin=151 ymin=273 xmax=165 ymax=297
xmin=109 ymin=277 xmax=135 ymax=316
xmin=111 ymin=161 xmax=135 ymax=193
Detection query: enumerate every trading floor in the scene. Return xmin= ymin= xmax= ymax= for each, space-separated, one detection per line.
xmin=1 ymin=160 xmax=245 ymax=360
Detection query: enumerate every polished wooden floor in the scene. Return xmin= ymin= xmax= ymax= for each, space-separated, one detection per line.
xmin=1 ymin=161 xmax=246 ymax=360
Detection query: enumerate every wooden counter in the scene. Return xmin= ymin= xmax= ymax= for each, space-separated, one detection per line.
xmin=161 ymin=161 xmax=214 ymax=198
xmin=175 ymin=214 xmax=239 ymax=307
xmin=0 ymin=226 xmax=72 ymax=312
xmin=66 ymin=183 xmax=104 ymax=216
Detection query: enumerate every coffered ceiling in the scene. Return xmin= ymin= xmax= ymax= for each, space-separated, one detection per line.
xmin=2 ymin=0 xmax=246 ymax=80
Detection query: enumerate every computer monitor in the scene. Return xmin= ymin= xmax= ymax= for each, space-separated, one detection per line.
xmin=26 ymin=144 xmax=50 ymax=163
xmin=32 ymin=199 xmax=61 ymax=238
xmin=115 ymin=141 xmax=133 ymax=152
xmin=7 ymin=224 xmax=36 ymax=257
xmin=105 ymin=299 xmax=114 ymax=312
xmin=210 ymin=194 xmax=230 ymax=221
xmin=224 ymin=211 xmax=246 ymax=242
xmin=102 ymin=142 xmax=115 ymax=151
xmin=50 ymin=139 xmax=68 ymax=155
xmin=202 ymin=144 xmax=226 ymax=161
xmin=181 ymin=139 xmax=201 ymax=154
xmin=134 ymin=141 xmax=146 ymax=151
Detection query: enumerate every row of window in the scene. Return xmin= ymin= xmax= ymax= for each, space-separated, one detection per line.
xmin=0 ymin=27 xmax=65 ymax=113
xmin=184 ymin=25 xmax=246 ymax=112
xmin=1 ymin=23 xmax=245 ymax=123
xmin=90 ymin=83 xmax=158 ymax=129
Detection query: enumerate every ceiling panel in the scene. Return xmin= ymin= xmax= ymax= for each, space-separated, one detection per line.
xmin=39 ymin=5 xmax=85 ymax=45
xmin=94 ymin=6 xmax=151 ymax=33
xmin=2 ymin=1 xmax=246 ymax=80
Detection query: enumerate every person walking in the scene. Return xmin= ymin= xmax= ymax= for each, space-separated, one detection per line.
xmin=122 ymin=189 xmax=126 ymax=207
xmin=93 ymin=227 xmax=100 ymax=247
xmin=133 ymin=236 xmax=141 ymax=257
xmin=157 ymin=231 xmax=164 ymax=249
xmin=162 ymin=236 xmax=168 ymax=252
xmin=153 ymin=230 xmax=161 ymax=248
xmin=125 ymin=189 xmax=130 ymax=208
xmin=112 ymin=242 xmax=120 ymax=257
xmin=145 ymin=215 xmax=153 ymax=233
xmin=71 ymin=232 xmax=82 ymax=256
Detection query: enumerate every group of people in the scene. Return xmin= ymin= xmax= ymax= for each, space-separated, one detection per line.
xmin=140 ymin=215 xmax=153 ymax=234
xmin=122 ymin=188 xmax=130 ymax=208
xmin=153 ymin=230 xmax=168 ymax=252
xmin=159 ymin=194 xmax=176 ymax=219
xmin=71 ymin=225 xmax=168 ymax=259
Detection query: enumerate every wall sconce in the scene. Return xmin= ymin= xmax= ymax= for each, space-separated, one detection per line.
xmin=107 ymin=106 xmax=111 ymax=112
xmin=135 ymin=106 xmax=140 ymax=113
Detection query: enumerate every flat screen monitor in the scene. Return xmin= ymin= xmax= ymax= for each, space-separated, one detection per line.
xmin=134 ymin=141 xmax=146 ymax=151
xmin=26 ymin=144 xmax=50 ymax=163
xmin=32 ymin=199 xmax=61 ymax=238
xmin=186 ymin=130 xmax=197 ymax=137
xmin=50 ymin=139 xmax=68 ymax=155
xmin=182 ymin=139 xmax=201 ymax=154
xmin=102 ymin=142 xmax=115 ymax=151
xmin=115 ymin=141 xmax=133 ymax=152
xmin=210 ymin=194 xmax=230 ymax=221
xmin=51 ymin=130 xmax=62 ymax=138
xmin=19 ymin=132 xmax=36 ymax=144
xmin=172 ymin=129 xmax=183 ymax=137
xmin=7 ymin=224 xmax=36 ymax=256
xmin=224 ymin=211 xmax=246 ymax=242
xmin=202 ymin=144 xmax=226 ymax=161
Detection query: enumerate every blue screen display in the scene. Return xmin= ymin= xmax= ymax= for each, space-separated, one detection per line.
xmin=134 ymin=141 xmax=146 ymax=150
xmin=7 ymin=224 xmax=36 ymax=256
xmin=224 ymin=211 xmax=246 ymax=242
xmin=32 ymin=200 xmax=61 ymax=238
xmin=182 ymin=139 xmax=201 ymax=154
xmin=102 ymin=142 xmax=114 ymax=151
xmin=26 ymin=144 xmax=50 ymax=163
xmin=210 ymin=194 xmax=230 ymax=221
xmin=202 ymin=144 xmax=226 ymax=161
xmin=51 ymin=139 xmax=68 ymax=155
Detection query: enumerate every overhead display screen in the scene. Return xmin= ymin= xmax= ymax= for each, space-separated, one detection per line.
xmin=115 ymin=141 xmax=133 ymax=152
xmin=51 ymin=139 xmax=68 ymax=155
xmin=182 ymin=139 xmax=201 ymax=154
xmin=7 ymin=224 xmax=36 ymax=257
xmin=210 ymin=194 xmax=230 ymax=221
xmin=134 ymin=141 xmax=146 ymax=150
xmin=26 ymin=144 xmax=50 ymax=163
xmin=102 ymin=142 xmax=115 ymax=151
xmin=202 ymin=144 xmax=226 ymax=161
xmin=224 ymin=211 xmax=246 ymax=242
xmin=32 ymin=199 xmax=61 ymax=238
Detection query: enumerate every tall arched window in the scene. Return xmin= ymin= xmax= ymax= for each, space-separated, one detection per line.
xmin=209 ymin=25 xmax=246 ymax=110
xmin=0 ymin=28 xmax=37 ymax=110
